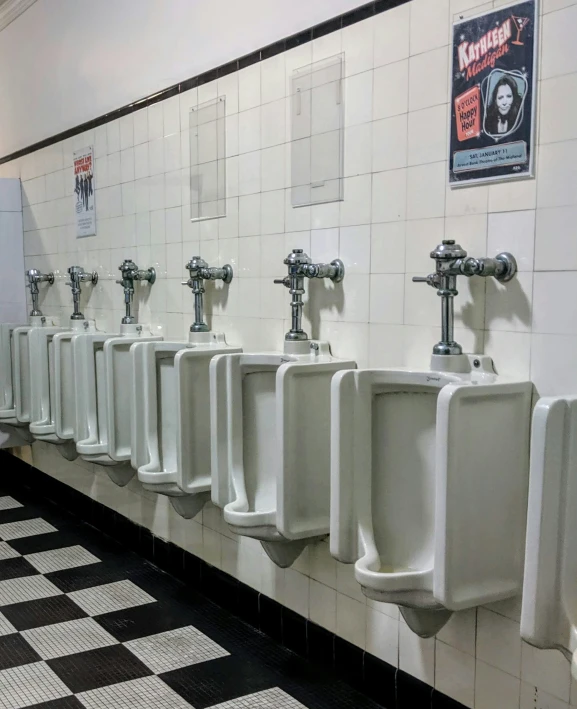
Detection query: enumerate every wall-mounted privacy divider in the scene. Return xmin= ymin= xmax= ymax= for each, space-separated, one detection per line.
xmin=521 ymin=396 xmax=577 ymax=672
xmin=133 ymin=256 xmax=240 ymax=519
xmin=211 ymin=249 xmax=354 ymax=569
xmin=73 ymin=259 xmax=161 ymax=485
xmin=331 ymin=241 xmax=532 ymax=638
xmin=190 ymin=97 xmax=226 ymax=221
xmin=291 ymin=54 xmax=344 ymax=207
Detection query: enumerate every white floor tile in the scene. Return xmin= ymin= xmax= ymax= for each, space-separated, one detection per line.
xmin=0 ymin=497 xmax=23 ymax=511
xmin=0 ymin=542 xmax=20 ymax=561
xmin=25 ymin=545 xmax=101 ymax=574
xmin=22 ymin=617 xmax=118 ymax=659
xmin=68 ymin=580 xmax=156 ymax=616
xmin=0 ymin=518 xmax=57 ymax=541
xmin=0 ymin=576 xmax=61 ymax=606
xmin=207 ymin=688 xmax=308 ymax=708
xmin=77 ymin=676 xmax=194 ymax=709
xmin=0 ymin=612 xmax=16 ymax=636
xmin=0 ymin=662 xmax=72 ymax=708
xmin=125 ymin=625 xmax=229 ymax=673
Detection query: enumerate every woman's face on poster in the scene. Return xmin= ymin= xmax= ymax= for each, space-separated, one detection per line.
xmin=496 ymin=83 xmax=514 ymax=116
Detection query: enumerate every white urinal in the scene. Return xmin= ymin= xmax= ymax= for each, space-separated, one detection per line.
xmin=28 ymin=318 xmax=95 ymax=460
xmin=521 ymin=397 xmax=577 ymax=669
xmin=0 ymin=322 xmax=34 ymax=447
xmin=132 ymin=331 xmax=242 ymax=518
xmin=12 ymin=316 xmax=60 ymax=428
xmin=0 ymin=322 xmax=27 ymax=425
xmin=52 ymin=319 xmax=99 ymax=443
xmin=330 ymin=353 xmax=532 ymax=637
xmin=74 ymin=323 xmax=162 ymax=485
xmin=211 ymin=339 xmax=356 ymax=567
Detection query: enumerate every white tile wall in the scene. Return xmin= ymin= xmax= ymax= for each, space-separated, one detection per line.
xmin=3 ymin=0 xmax=577 ymax=706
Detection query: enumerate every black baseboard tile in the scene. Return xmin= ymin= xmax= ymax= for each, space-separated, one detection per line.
xmin=432 ymin=689 xmax=471 ymax=709
xmin=282 ymin=607 xmax=308 ymax=657
xmin=364 ymin=652 xmax=397 ymax=708
xmin=0 ymin=0 xmax=412 ymax=165
xmin=306 ymin=621 xmax=334 ymax=670
xmin=334 ymin=636 xmax=365 ymax=691
xmin=258 ymin=594 xmax=283 ymax=643
xmin=397 ymin=669 xmax=434 ymax=709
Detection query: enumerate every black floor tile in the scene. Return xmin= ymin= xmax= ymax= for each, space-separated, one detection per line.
xmin=27 ymin=698 xmax=85 ymax=709
xmin=48 ymin=644 xmax=153 ymax=693
xmin=8 ymin=531 xmax=84 ymax=556
xmin=0 ymin=556 xmax=39 ymax=580
xmin=95 ymin=600 xmax=193 ymax=642
xmin=161 ymin=655 xmax=278 ymax=709
xmin=46 ymin=561 xmax=128 ymax=593
xmin=0 ymin=506 xmax=39 ymax=524
xmin=2 ymin=594 xmax=88 ymax=631
xmin=0 ymin=632 xmax=41 ymax=670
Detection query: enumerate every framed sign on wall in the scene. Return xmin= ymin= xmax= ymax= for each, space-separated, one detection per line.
xmin=449 ymin=0 xmax=538 ymax=187
xmin=73 ymin=146 xmax=96 ymax=237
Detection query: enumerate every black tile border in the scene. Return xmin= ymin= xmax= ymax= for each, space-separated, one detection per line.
xmin=0 ymin=0 xmax=412 ymax=167
xmin=0 ymin=452 xmax=468 ymax=709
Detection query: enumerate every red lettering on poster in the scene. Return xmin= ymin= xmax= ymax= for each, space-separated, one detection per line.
xmin=454 ymin=85 xmax=481 ymax=141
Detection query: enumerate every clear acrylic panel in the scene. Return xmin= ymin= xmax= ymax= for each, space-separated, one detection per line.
xmin=291 ymin=54 xmax=344 ymax=208
xmin=190 ymin=96 xmax=226 ymax=221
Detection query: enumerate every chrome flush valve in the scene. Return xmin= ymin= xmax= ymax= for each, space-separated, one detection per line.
xmin=116 ymin=259 xmax=156 ymax=325
xmin=274 ymin=249 xmax=345 ymax=341
xmin=182 ymin=256 xmax=233 ymax=333
xmin=65 ymin=266 xmax=98 ymax=320
xmin=25 ymin=269 xmax=54 ymax=317
xmin=412 ymin=240 xmax=517 ymax=356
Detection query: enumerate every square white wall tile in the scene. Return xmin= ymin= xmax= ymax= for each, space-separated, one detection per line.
xmin=410 ymin=0 xmax=450 ymax=55
xmin=373 ymin=60 xmax=409 ymax=120
xmin=476 ymin=660 xmax=521 ymax=709
xmin=435 ymin=641 xmax=475 ymax=708
xmin=373 ymin=3 xmax=410 ymax=68
xmin=408 ymin=47 xmax=449 ymax=112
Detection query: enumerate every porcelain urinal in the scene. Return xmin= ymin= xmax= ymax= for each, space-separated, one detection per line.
xmin=330 ymin=354 xmax=532 ymax=636
xmin=52 ymin=318 xmax=99 ymax=445
xmin=0 ymin=322 xmax=33 ymax=447
xmin=331 ymin=240 xmax=533 ymax=637
xmin=27 ymin=266 xmax=99 ymax=460
xmin=28 ymin=319 xmax=83 ymax=459
xmin=133 ymin=257 xmax=240 ymax=518
xmin=3 ymin=269 xmax=57 ymax=437
xmin=133 ymin=332 xmax=242 ymax=518
xmin=211 ymin=248 xmax=353 ymax=568
xmin=74 ymin=259 xmax=159 ymax=485
xmin=521 ymin=397 xmax=577 ymax=671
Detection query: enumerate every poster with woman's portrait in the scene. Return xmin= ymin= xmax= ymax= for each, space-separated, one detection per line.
xmin=449 ymin=0 xmax=537 ymax=187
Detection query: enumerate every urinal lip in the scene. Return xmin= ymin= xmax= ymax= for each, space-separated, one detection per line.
xmin=355 ymin=555 xmax=434 ymax=592
xmin=224 ymin=504 xmax=277 ymax=530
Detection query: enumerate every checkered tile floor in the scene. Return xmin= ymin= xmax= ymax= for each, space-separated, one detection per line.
xmin=0 ymin=491 xmax=381 ymax=709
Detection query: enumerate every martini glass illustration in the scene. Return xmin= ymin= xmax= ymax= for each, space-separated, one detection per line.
xmin=512 ymin=15 xmax=530 ymax=45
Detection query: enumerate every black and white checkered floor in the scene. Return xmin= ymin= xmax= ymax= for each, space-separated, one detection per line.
xmin=0 ymin=489 xmax=382 ymax=709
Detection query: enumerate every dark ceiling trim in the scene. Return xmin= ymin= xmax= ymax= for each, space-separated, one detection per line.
xmin=0 ymin=0 xmax=410 ymax=166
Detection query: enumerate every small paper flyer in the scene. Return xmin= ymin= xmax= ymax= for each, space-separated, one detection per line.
xmin=73 ymin=146 xmax=96 ymax=237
